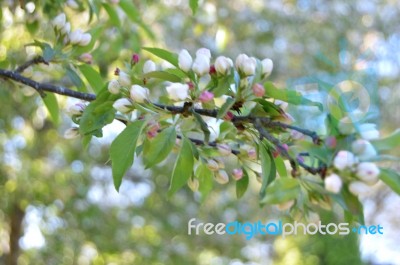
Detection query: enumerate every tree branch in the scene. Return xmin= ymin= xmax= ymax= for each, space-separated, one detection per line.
xmin=15 ymin=56 xmax=49 ymax=73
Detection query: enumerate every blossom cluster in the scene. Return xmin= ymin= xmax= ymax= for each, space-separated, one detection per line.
xmin=52 ymin=13 xmax=92 ymax=46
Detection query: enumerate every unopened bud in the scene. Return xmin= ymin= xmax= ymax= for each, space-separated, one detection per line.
xmin=206 ymin=159 xmax=219 ymax=171
xmin=187 ymin=178 xmax=199 ymax=192
xmin=64 ymin=127 xmax=79 ymax=139
xmin=131 ymin=53 xmax=140 ymax=65
xmin=324 ymin=173 xmax=342 ymax=193
xmin=217 ymin=144 xmax=231 ymax=156
xmin=232 ymin=168 xmax=244 ymax=180
xmin=215 ymin=170 xmax=229 ymax=184
xmin=199 ymin=91 xmax=214 ymax=103
xmin=108 ymin=79 xmax=121 ymax=94
xmin=113 ymin=98 xmax=132 ymax=113
xmin=79 ymin=53 xmax=93 ymax=64
xmin=252 ymin=83 xmax=265 ymax=97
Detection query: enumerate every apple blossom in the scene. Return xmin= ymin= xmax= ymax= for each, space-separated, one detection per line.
xmin=232 ymin=168 xmax=244 ymax=180
xmin=131 ymin=53 xmax=140 ymax=65
xmin=196 ymin=48 xmax=211 ymax=59
xmin=118 ymin=71 xmax=131 ymax=87
xmin=192 ymin=54 xmax=210 ymax=76
xmin=235 ymin=54 xmax=256 ymax=76
xmin=166 ymin=83 xmax=189 ymax=101
xmin=199 ymin=91 xmax=214 ymax=103
xmin=215 ymin=56 xmax=233 ymax=75
xmin=356 ymin=162 xmax=380 ymax=185
xmin=333 ymin=150 xmax=357 ymax=170
xmin=79 ymin=53 xmax=92 ymax=64
xmin=359 ymin=123 xmax=380 ymax=140
xmin=143 ymin=60 xmax=156 ymax=74
xmin=324 ymin=173 xmax=342 ymax=193
xmin=68 ymin=103 xmax=86 ymax=115
xmin=178 ymin=49 xmax=193 ymax=72
xmin=349 ymin=181 xmax=371 ymax=196
xmin=64 ymin=127 xmax=79 ymax=139
xmin=206 ymin=160 xmax=219 ymax=171
xmin=66 ymin=0 xmax=79 ymax=9
xmin=108 ymin=79 xmax=121 ymax=94
xmin=261 ymin=58 xmax=273 ymax=77
xmin=215 ymin=170 xmax=229 ymax=184
xmin=352 ymin=139 xmax=377 ymax=160
xmin=130 ymin=85 xmax=149 ymax=103
xmin=248 ymin=148 xmax=257 ymax=160
xmin=52 ymin=13 xmax=66 ymax=30
xmin=252 ymin=83 xmax=265 ymax=97
xmin=69 ymin=29 xmax=83 ymax=44
xmin=217 ymin=144 xmax=231 ymax=156
xmin=60 ymin=22 xmax=71 ymax=35
xmin=78 ymin=33 xmax=92 ymax=46
xmin=113 ymin=98 xmax=132 ymax=113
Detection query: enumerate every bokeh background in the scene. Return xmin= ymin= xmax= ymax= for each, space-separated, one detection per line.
xmin=1 ymin=0 xmax=400 ymax=264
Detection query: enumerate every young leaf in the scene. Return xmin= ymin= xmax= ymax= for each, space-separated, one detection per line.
xmin=168 ymin=137 xmax=194 ymax=196
xmin=196 ymin=163 xmax=213 ymax=199
xmin=260 ymin=178 xmax=300 ymax=204
xmin=259 ymin=143 xmax=276 ymax=197
xmin=78 ymin=64 xmax=103 ymax=93
xmin=217 ymin=97 xmax=235 ymax=119
xmin=189 ymin=0 xmax=199 ymax=14
xmin=110 ymin=120 xmax=146 ymax=191
xmin=119 ymin=0 xmax=140 ymax=21
xmin=379 ymin=168 xmax=400 ymax=195
xmin=143 ymin=127 xmax=176 ymax=168
xmin=236 ymin=171 xmax=249 ymax=199
xmin=102 ymin=3 xmax=121 ymax=27
xmin=274 ymin=156 xmax=288 ymax=178
xmin=371 ymin=129 xmax=400 ymax=151
xmin=143 ymin=71 xmax=182 ymax=82
xmin=143 ymin=47 xmax=179 ymax=68
xmin=66 ymin=65 xmax=85 ymax=91
xmin=43 ymin=93 xmax=59 ymax=125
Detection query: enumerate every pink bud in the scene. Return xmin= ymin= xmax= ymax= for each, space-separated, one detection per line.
xmin=217 ymin=144 xmax=231 ymax=156
xmin=325 ymin=136 xmax=337 ymax=149
xmin=232 ymin=168 xmax=244 ymax=180
xmin=209 ymin=65 xmax=217 ymax=75
xmin=131 ymin=53 xmax=140 ymax=65
xmin=248 ymin=149 xmax=257 ymax=160
xmin=187 ymin=81 xmax=195 ymax=90
xmin=147 ymin=130 xmax=158 ymax=139
xmin=224 ymin=111 xmax=234 ymax=121
xmin=114 ymin=67 xmax=120 ymax=76
xmin=199 ymin=91 xmax=214 ymax=103
xmin=147 ymin=121 xmax=160 ymax=134
xmin=79 ymin=53 xmax=92 ymax=64
xmin=252 ymin=83 xmax=265 ymax=97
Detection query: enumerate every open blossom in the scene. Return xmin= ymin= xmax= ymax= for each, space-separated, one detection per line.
xmin=52 ymin=13 xmax=66 ymax=30
xmin=352 ymin=139 xmax=377 ymax=160
xmin=217 ymin=144 xmax=231 ymax=156
xmin=113 ymin=98 xmax=132 ymax=113
xmin=324 ymin=173 xmax=342 ymax=193
xmin=215 ymin=170 xmax=229 ymax=184
xmin=333 ymin=150 xmax=356 ymax=170
xmin=192 ymin=54 xmax=210 ymax=76
xmin=199 ymin=91 xmax=214 ymax=103
xmin=252 ymin=83 xmax=265 ymax=97
xmin=178 ymin=49 xmax=193 ymax=72
xmin=356 ymin=162 xmax=380 ymax=185
xmin=143 ymin=60 xmax=156 ymax=74
xmin=276 ymin=200 xmax=295 ymax=211
xmin=359 ymin=123 xmax=380 ymax=140
xmin=108 ymin=79 xmax=121 ymax=94
xmin=130 ymin=85 xmax=149 ymax=103
xmin=166 ymin=83 xmax=189 ymax=101
xmin=235 ymin=54 xmax=256 ymax=76
xmin=232 ymin=168 xmax=244 ymax=181
xmin=349 ymin=181 xmax=371 ymax=196
xmin=215 ymin=56 xmax=233 ymax=75
xmin=261 ymin=58 xmax=273 ymax=77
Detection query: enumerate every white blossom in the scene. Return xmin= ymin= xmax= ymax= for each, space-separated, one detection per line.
xmin=359 ymin=123 xmax=380 ymax=140
xmin=166 ymin=83 xmax=189 ymax=101
xmin=108 ymin=79 xmax=121 ymax=94
xmin=215 ymin=56 xmax=233 ymax=75
xmin=52 ymin=13 xmax=66 ymax=30
xmin=349 ymin=181 xmax=371 ymax=196
xmin=178 ymin=49 xmax=193 ymax=72
xmin=118 ymin=71 xmax=131 ymax=87
xmin=261 ymin=58 xmax=273 ymax=77
xmin=352 ymin=139 xmax=377 ymax=160
xmin=192 ymin=54 xmax=210 ymax=76
xmin=69 ymin=29 xmax=83 ymax=44
xmin=113 ymin=98 xmax=132 ymax=113
xmin=130 ymin=85 xmax=149 ymax=103
xmin=324 ymin=173 xmax=343 ymax=193
xmin=356 ymin=162 xmax=380 ymax=185
xmin=143 ymin=60 xmax=156 ymax=74
xmin=78 ymin=33 xmax=92 ymax=46
xmin=333 ymin=150 xmax=357 ymax=170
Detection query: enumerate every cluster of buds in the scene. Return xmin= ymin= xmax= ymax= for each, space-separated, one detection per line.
xmin=338 ymin=119 xmax=380 ymax=140
xmin=52 ymin=13 xmax=92 ymax=46
xmin=112 ymin=84 xmax=150 ymax=113
xmin=324 ymin=137 xmax=380 ymax=196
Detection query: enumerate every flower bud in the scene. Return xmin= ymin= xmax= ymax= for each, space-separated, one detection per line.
xmin=78 ymin=33 xmax=92 ymax=46
xmin=232 ymin=168 xmax=244 ymax=181
xmin=276 ymin=200 xmax=295 ymax=211
xmin=209 ymin=65 xmax=217 ymax=75
xmin=356 ymin=162 xmax=380 ymax=185
xmin=217 ymin=144 xmax=231 ymax=156
xmin=64 ymin=127 xmax=79 ymax=139
xmin=143 ymin=60 xmax=156 ymax=74
xmin=166 ymin=83 xmax=189 ymax=101
xmin=349 ymin=181 xmax=371 ymax=196
xmin=69 ymin=29 xmax=83 ymax=44
xmin=224 ymin=111 xmax=234 ymax=121
xmin=60 ymin=22 xmax=71 ymax=35
xmin=261 ymin=58 xmax=273 ymax=78
xmin=325 ymin=136 xmax=337 ymax=149
xmin=252 ymin=83 xmax=265 ymax=97
xmin=352 ymin=139 xmax=377 ymax=160
xmin=324 ymin=173 xmax=342 ymax=193
xmin=68 ymin=103 xmax=85 ymax=115
xmin=130 ymin=85 xmax=149 ymax=103
xmin=196 ymin=48 xmax=211 ymax=59
xmin=199 ymin=91 xmax=214 ymax=103
xmin=79 ymin=53 xmax=93 ymax=64
xmin=248 ymin=148 xmax=257 ymax=160
xmin=188 ymin=178 xmax=199 ymax=192
xmin=113 ymin=98 xmax=132 ymax=113
xmin=131 ymin=53 xmax=140 ymax=65
xmin=108 ymin=79 xmax=121 ymax=94
xmin=338 ymin=117 xmax=355 ymax=135
xmin=52 ymin=13 xmax=66 ymax=30
xmin=333 ymin=150 xmax=356 ymax=171
xmin=192 ymin=54 xmax=210 ymax=76
xmin=206 ymin=160 xmax=219 ymax=171
xmin=178 ymin=49 xmax=193 ymax=72
xmin=215 ymin=170 xmax=229 ymax=184
xmin=235 ymin=54 xmax=256 ymax=76
xmin=118 ymin=71 xmax=131 ymax=87
xmin=66 ymin=0 xmax=79 ymax=9
xmin=215 ymin=56 xmax=233 ymax=75
xmin=359 ymin=123 xmax=380 ymax=140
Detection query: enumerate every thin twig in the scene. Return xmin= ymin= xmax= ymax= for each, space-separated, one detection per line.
xmin=16 ymin=56 xmax=49 ymax=73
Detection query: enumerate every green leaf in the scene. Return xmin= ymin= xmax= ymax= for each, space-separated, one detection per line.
xmin=78 ymin=64 xmax=103 ymax=93
xmin=192 ymin=111 xmax=210 ymax=144
xmin=259 ymin=143 xmax=276 ymax=197
xmin=119 ymin=0 xmax=140 ymax=21
xmin=79 ymin=87 xmax=118 ymax=136
xmin=102 ymin=3 xmax=121 ymax=27
xmin=43 ymin=93 xmax=59 ymax=125
xmin=210 ymin=74 xmax=234 ymax=97
xmin=143 ymin=71 xmax=182 ymax=82
xmin=196 ymin=163 xmax=213 ymax=199
xmin=143 ymin=127 xmax=176 ymax=168
xmin=274 ymin=156 xmax=288 ymax=178
xmin=43 ymin=44 xmax=55 ymax=61
xmin=379 ymin=168 xmax=400 ymax=195
xmin=110 ymin=120 xmax=146 ymax=190
xmin=66 ymin=65 xmax=85 ymax=91
xmin=143 ymin=47 xmax=179 ymax=68
xmin=217 ymin=97 xmax=235 ymax=119
xmin=264 ymin=82 xmax=323 ymax=111
xmin=260 ymin=178 xmax=300 ymax=204
xmin=371 ymin=129 xmax=400 ymax=151
xmin=168 ymin=137 xmax=194 ymax=196
xmin=189 ymin=0 xmax=199 ymax=14
xmin=236 ymin=171 xmax=249 ymax=199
